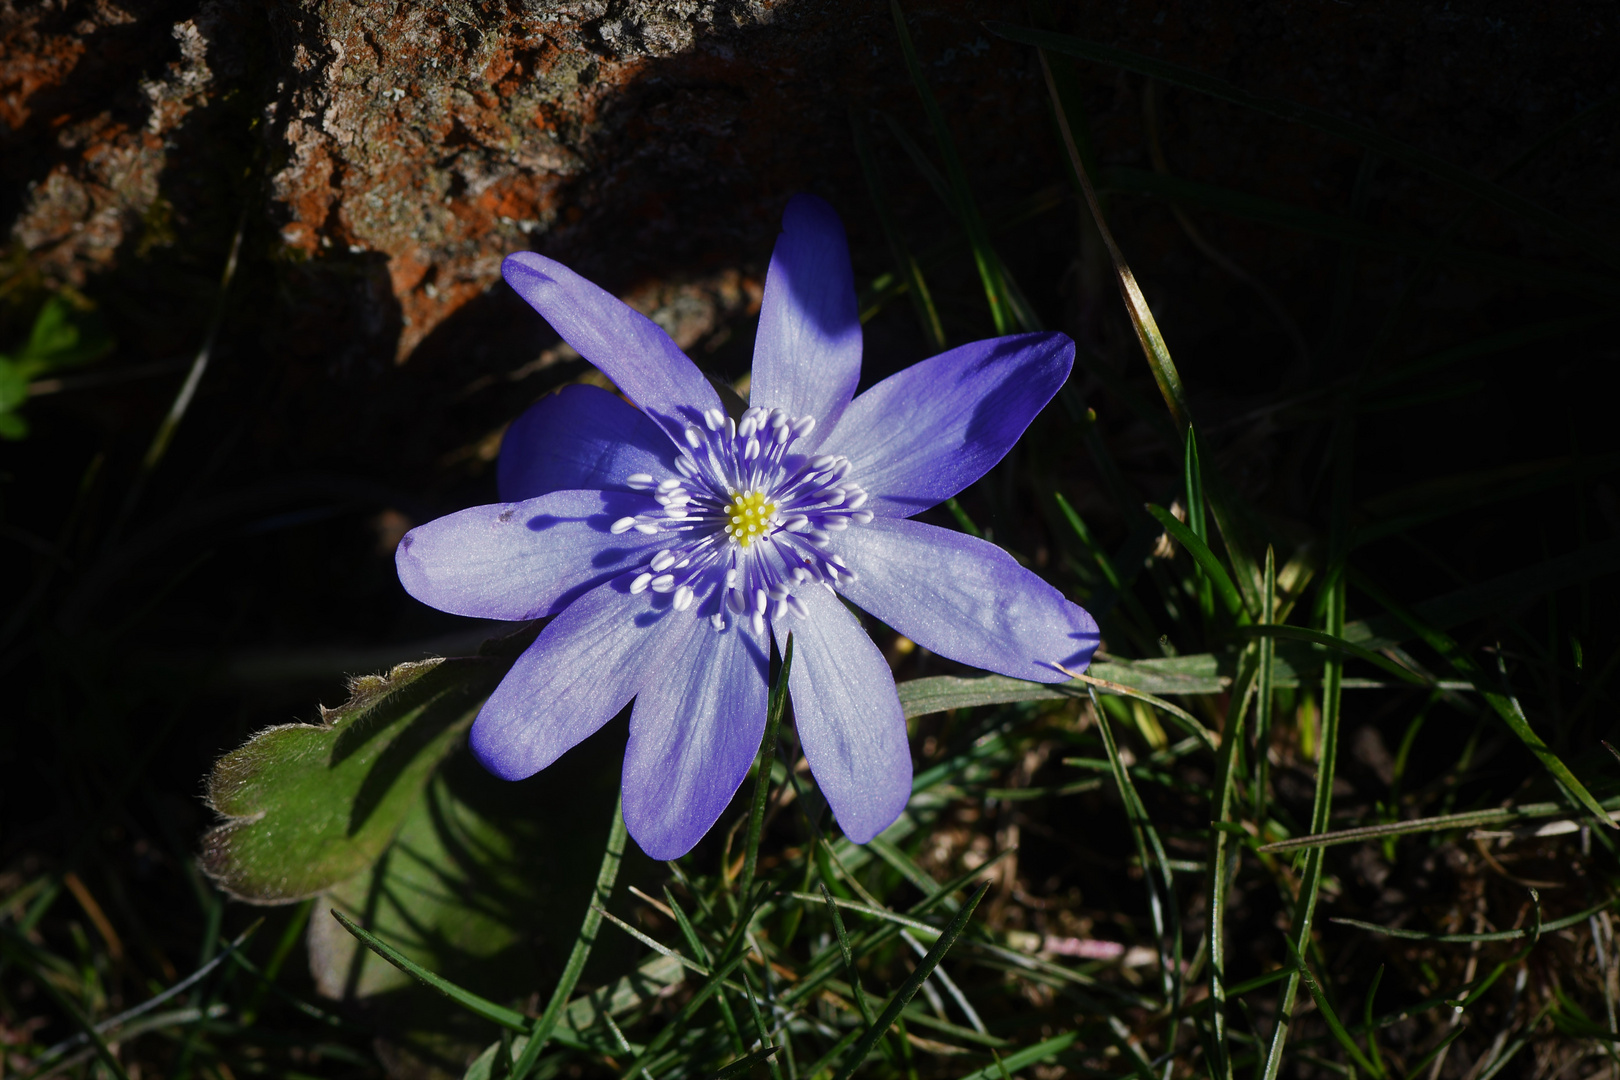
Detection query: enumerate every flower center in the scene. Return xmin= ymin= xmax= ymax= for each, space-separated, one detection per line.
xmin=724 ymin=490 xmax=777 ymax=547
xmin=608 ymin=404 xmax=875 ymax=633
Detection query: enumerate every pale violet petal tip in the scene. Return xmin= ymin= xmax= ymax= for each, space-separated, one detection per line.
xmin=621 ymin=615 xmax=770 ymax=859
xmin=778 ymin=585 xmax=911 ymax=844
xmin=831 ymin=517 xmax=1100 ymax=685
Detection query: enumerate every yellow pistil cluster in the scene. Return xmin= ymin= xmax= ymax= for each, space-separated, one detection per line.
xmin=724 ymin=490 xmax=777 ymax=547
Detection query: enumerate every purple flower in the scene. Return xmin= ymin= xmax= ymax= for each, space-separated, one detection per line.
xmin=396 ymin=195 xmax=1098 ymax=859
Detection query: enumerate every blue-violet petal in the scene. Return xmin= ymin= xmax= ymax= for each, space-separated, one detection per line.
xmin=820 ymin=332 xmax=1073 ymax=518
xmin=833 ymin=516 xmax=1100 ymax=683
xmin=396 ymin=490 xmax=666 ymax=621
xmin=622 ymin=615 xmax=770 ymax=859
xmin=502 ymin=252 xmax=723 ymax=441
xmin=775 ymin=584 xmax=910 ymax=844
xmin=470 ymin=576 xmax=681 ymax=780
xmin=748 ymin=194 xmax=861 ymax=445
xmin=499 ymin=384 xmax=680 ymax=502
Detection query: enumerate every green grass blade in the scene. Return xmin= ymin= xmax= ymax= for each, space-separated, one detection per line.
xmin=328 ymin=910 xmax=529 ymax=1030
xmin=709 ymin=1045 xmax=780 ymax=1080
xmin=820 ymin=884 xmax=878 ymax=1026
xmin=953 ymin=1033 xmax=1080 ymax=1080
xmin=512 ymin=791 xmax=629 ymax=1079
xmin=889 ymin=0 xmax=1014 ymax=333
xmin=1261 ymin=575 xmax=1347 ymax=1080
xmin=829 ymin=881 xmax=990 ymax=1080
xmin=1349 ymin=569 xmax=1615 ymax=826
xmin=1039 ymin=53 xmax=1190 ymax=430
xmin=1251 ymin=547 xmax=1278 ymax=821
xmin=1290 ymin=947 xmax=1382 ymax=1077
xmin=1146 ymin=503 xmax=1249 ymax=621
xmin=1260 ymin=796 xmax=1620 ymax=853
xmin=1238 ymin=624 xmax=1431 ymax=686
xmin=989 ymin=23 xmax=1620 ymax=268
xmin=851 ymin=111 xmax=948 ymax=351
xmin=1064 ymin=666 xmax=1218 ymax=752
xmin=1333 ymin=899 xmax=1614 ymax=944
xmin=740 ymin=636 xmax=794 ymax=899
xmin=0 ymin=926 xmax=134 ymax=1080
xmin=1088 ymin=685 xmax=1181 ymax=1004
xmin=1207 ymin=645 xmax=1259 ymax=1080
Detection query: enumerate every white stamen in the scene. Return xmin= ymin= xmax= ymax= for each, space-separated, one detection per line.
xmin=611 ymin=516 xmax=636 ymax=534
xmin=728 ymin=589 xmax=748 ymax=613
xmin=725 ymin=568 xmax=740 ymax=588
xmin=787 ymin=595 xmax=808 ymax=618
xmin=673 ymin=585 xmax=694 ymax=611
xmin=744 ymin=437 xmax=760 ymax=460
xmin=851 ymin=510 xmax=874 ymax=524
xmin=630 ymin=572 xmax=653 ymax=594
xmin=710 ymin=613 xmax=727 ymax=631
xmin=792 ymin=416 xmax=816 ymax=437
xmin=650 ymin=574 xmax=676 ymax=592
xmin=705 ymin=408 xmax=725 ymax=430
xmin=754 ymin=588 xmax=768 ymax=613
xmin=685 ymin=425 xmax=703 ymax=448
xmin=846 ymin=490 xmax=869 ymax=509
xmin=626 ymin=473 xmax=655 ymax=489
xmin=738 ymin=415 xmax=758 ymax=438
xmin=674 ymin=456 xmax=697 ymax=478
xmin=772 ymin=598 xmax=788 ymax=621
xmin=650 ymin=550 xmax=676 ymax=572
xmin=810 ymin=454 xmax=835 ymax=470
xmin=768 ymin=584 xmax=789 ymax=600
xmin=658 ymin=478 xmax=682 ymax=492
xmin=751 ymin=609 xmax=765 ymax=635
xmin=634 ymin=523 xmax=660 ymax=534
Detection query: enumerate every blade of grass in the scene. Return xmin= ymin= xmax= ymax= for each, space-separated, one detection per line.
xmin=329 ymin=910 xmax=536 ymax=1032
xmin=1349 ymin=569 xmax=1615 ymax=826
xmin=740 ymin=636 xmax=794 ymax=900
xmin=829 ymin=881 xmax=991 ymax=1080
xmin=1085 ymin=684 xmax=1182 ymax=1007
xmin=1251 ymin=547 xmax=1278 ymax=820
xmin=1333 ymin=899 xmax=1611 ymax=944
xmin=953 ymin=1033 xmax=1080 ymax=1080
xmin=1207 ymin=642 xmax=1260 ymax=1080
xmin=1146 ymin=503 xmax=1250 ymax=621
xmin=1 ymin=928 xmax=133 ymax=1080
xmin=1039 ymin=51 xmax=1190 ymax=431
xmin=709 ymin=1045 xmax=780 ymax=1080
xmin=1290 ymin=945 xmax=1382 ymax=1078
xmin=1261 ymin=574 xmax=1347 ymax=1080
xmin=990 ymin=24 xmax=1620 ymax=268
xmin=889 ymin=0 xmax=1015 ymax=333
xmin=512 ymin=790 xmax=629 ymax=1078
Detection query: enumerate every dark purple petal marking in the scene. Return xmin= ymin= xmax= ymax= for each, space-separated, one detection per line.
xmin=832 ymin=517 xmax=1100 ymax=683
xmin=498 ymin=384 xmax=680 ymax=502
xmin=776 ymin=584 xmax=911 ymax=844
xmin=395 ymin=489 xmax=666 ymax=621
xmin=502 ymin=252 xmax=724 ymax=442
xmin=469 ymin=576 xmax=682 ymax=781
xmin=621 ymin=612 xmax=770 ymax=860
xmin=749 ymin=194 xmax=862 ymax=446
xmin=820 ymin=332 xmax=1074 ymax=518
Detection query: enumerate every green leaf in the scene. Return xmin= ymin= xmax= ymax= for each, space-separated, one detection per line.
xmin=201 ymin=648 xmax=517 ymax=901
